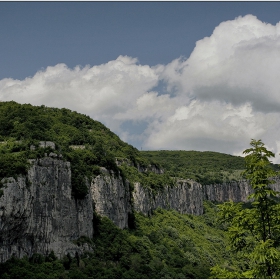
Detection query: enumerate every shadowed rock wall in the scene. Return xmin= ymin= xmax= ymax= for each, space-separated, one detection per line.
xmin=202 ymin=178 xmax=280 ymax=203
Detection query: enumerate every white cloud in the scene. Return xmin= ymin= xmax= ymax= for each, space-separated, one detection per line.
xmin=0 ymin=55 xmax=158 ymax=131
xmin=147 ymin=14 xmax=280 ymax=161
xmin=115 ymin=91 xmax=182 ymax=122
xmin=157 ymin=15 xmax=280 ymax=112
xmin=144 ymin=100 xmax=279 ymax=155
xmin=1 ymin=15 xmax=280 ymax=162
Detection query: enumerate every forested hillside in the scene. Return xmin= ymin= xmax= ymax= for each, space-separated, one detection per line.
xmin=0 ymin=202 xmax=234 ymax=279
xmin=1 ymin=101 xmax=278 ymax=278
xmin=0 ymin=101 xmax=168 ymax=198
xmin=141 ymin=150 xmax=245 ymax=185
xmin=141 ymin=150 xmax=280 ymax=185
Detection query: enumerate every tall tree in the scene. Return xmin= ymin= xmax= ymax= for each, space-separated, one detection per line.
xmin=211 ymin=139 xmax=280 ymax=278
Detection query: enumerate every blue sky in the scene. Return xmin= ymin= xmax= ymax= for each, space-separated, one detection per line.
xmin=1 ymin=1 xmax=280 ymax=161
xmin=1 ymin=1 xmax=280 ymax=79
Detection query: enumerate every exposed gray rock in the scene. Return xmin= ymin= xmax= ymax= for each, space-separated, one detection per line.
xmin=133 ymin=179 xmax=203 ymax=216
xmin=202 ymin=180 xmax=252 ymax=202
xmin=1 ymin=156 xmax=280 ymax=263
xmin=136 ymin=163 xmax=164 ymax=174
xmin=115 ymin=158 xmax=133 ymax=167
xmin=39 ymin=141 xmax=55 ymax=150
xmin=115 ymin=158 xmax=164 ymax=174
xmin=49 ymin=152 xmax=57 ymax=158
xmin=0 ymin=157 xmax=94 ymax=263
xmin=202 ymin=178 xmax=280 ymax=203
xmin=90 ymin=172 xmax=131 ymax=229
xmin=30 ymin=141 xmax=56 ymax=151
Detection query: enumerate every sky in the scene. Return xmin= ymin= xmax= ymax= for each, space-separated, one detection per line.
xmin=1 ymin=1 xmax=280 ymax=161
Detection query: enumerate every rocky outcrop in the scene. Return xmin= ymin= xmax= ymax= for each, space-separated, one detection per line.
xmin=1 ymin=156 xmax=280 ymax=263
xmin=90 ymin=168 xmax=132 ymax=229
xmin=133 ymin=179 xmax=203 ymax=216
xmin=202 ymin=180 xmax=252 ymax=202
xmin=0 ymin=157 xmax=94 ymax=263
xmin=135 ymin=163 xmax=164 ymax=174
xmin=202 ymin=178 xmax=280 ymax=203
xmin=115 ymin=158 xmax=164 ymax=174
xmin=39 ymin=141 xmax=56 ymax=150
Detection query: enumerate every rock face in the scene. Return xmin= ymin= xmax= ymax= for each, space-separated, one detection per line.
xmin=115 ymin=158 xmax=164 ymax=174
xmin=1 ymin=157 xmax=280 ymax=262
xmin=90 ymin=168 xmax=132 ymax=229
xmin=202 ymin=178 xmax=280 ymax=203
xmin=202 ymin=180 xmax=252 ymax=202
xmin=0 ymin=157 xmax=94 ymax=263
xmin=133 ymin=179 xmax=203 ymax=216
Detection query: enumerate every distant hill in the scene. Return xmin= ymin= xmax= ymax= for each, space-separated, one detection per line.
xmin=0 ymin=101 xmax=144 ymax=198
xmin=140 ymin=150 xmax=280 ymax=185
xmin=0 ymin=101 xmax=137 ymax=159
xmin=140 ymin=150 xmax=246 ymax=185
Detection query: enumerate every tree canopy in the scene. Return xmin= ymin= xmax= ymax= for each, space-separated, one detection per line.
xmin=211 ymin=139 xmax=280 ymax=278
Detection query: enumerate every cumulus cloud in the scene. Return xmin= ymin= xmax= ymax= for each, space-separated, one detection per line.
xmin=157 ymin=15 xmax=280 ymax=112
xmin=1 ymin=15 xmax=280 ymax=162
xmin=144 ymin=100 xmax=279 ymax=155
xmin=148 ymin=14 xmax=280 ymax=161
xmin=0 ymin=55 xmax=158 ymax=131
xmin=115 ymin=91 xmax=182 ymax=122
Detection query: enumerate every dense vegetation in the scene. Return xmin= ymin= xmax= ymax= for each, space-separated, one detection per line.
xmin=0 ymin=101 xmax=169 ymax=198
xmin=1 ymin=102 xmax=280 ymax=278
xmin=212 ymin=140 xmax=280 ymax=278
xmin=0 ymin=202 xmax=232 ymax=279
xmin=141 ymin=150 xmax=280 ymax=185
xmin=140 ymin=150 xmax=246 ymax=185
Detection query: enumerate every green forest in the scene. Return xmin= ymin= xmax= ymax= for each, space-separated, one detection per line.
xmin=0 ymin=101 xmax=280 ymax=278
xmin=140 ymin=150 xmax=245 ymax=185
xmin=0 ymin=202 xmax=230 ymax=279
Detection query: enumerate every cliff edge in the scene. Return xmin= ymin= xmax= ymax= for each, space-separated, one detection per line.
xmin=1 ymin=156 xmax=280 ymax=262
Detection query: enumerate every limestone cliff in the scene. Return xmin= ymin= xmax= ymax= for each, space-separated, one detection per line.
xmin=0 ymin=157 xmax=94 ymax=263
xmin=202 ymin=180 xmax=252 ymax=202
xmin=133 ymin=179 xmax=203 ymax=216
xmin=89 ymin=168 xmax=132 ymax=229
xmin=1 ymin=156 xmax=280 ymax=262
xmin=202 ymin=178 xmax=280 ymax=203
xmin=115 ymin=158 xmax=164 ymax=174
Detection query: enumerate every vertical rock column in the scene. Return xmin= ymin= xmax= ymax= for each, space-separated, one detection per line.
xmin=0 ymin=157 xmax=94 ymax=262
xmin=90 ymin=168 xmax=132 ymax=229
